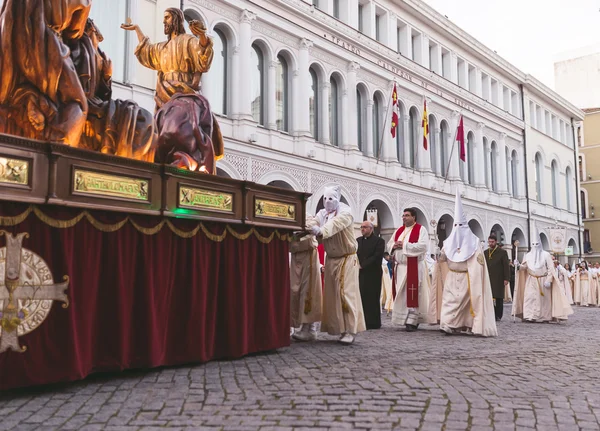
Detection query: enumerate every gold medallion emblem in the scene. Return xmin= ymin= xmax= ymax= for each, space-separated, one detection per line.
xmin=477 ymin=253 xmax=485 ymax=266
xmin=0 ymin=231 xmax=69 ymax=353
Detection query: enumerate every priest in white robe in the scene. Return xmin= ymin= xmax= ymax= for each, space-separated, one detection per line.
xmin=433 ymin=190 xmax=497 ymax=337
xmin=512 ymin=226 xmax=573 ymax=322
xmin=387 ymin=207 xmax=435 ymax=331
xmin=290 ymin=215 xmax=323 ymax=341
xmin=310 ymin=185 xmax=366 ymax=345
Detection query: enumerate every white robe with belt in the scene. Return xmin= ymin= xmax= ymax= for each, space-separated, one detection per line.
xmin=312 ymin=205 xmax=366 ymax=335
xmin=290 ymin=235 xmax=323 ymax=327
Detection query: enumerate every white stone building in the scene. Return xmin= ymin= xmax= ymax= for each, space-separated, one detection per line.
xmin=89 ymin=0 xmax=584 ymax=257
xmin=555 ymin=45 xmax=600 ymax=110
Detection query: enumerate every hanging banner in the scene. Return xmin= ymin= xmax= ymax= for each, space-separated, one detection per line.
xmin=548 ymin=226 xmax=567 ymax=253
xmin=366 ymin=209 xmax=378 ymax=227
xmin=565 ymin=246 xmax=574 ymax=256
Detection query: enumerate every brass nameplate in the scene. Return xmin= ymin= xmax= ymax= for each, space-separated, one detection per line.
xmin=255 ymin=199 xmax=295 ymax=220
xmin=73 ymin=169 xmax=149 ymax=201
xmin=0 ymin=157 xmax=28 ymax=186
xmin=179 ymin=186 xmax=233 ymax=212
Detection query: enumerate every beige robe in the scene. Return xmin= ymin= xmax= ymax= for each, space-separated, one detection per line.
xmin=313 ymin=209 xmax=366 ymax=335
xmin=574 ymin=270 xmax=591 ymax=306
xmin=557 ymin=266 xmax=574 ymax=305
xmin=512 ymin=253 xmax=573 ymax=321
xmin=387 ymin=225 xmax=435 ymax=326
xmin=380 ymin=262 xmax=393 ymax=313
xmin=433 ymin=247 xmax=497 ymax=337
xmin=290 ymin=235 xmax=323 ymax=327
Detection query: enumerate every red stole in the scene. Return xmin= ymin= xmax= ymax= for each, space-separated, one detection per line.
xmin=391 ymin=223 xmax=422 ymax=308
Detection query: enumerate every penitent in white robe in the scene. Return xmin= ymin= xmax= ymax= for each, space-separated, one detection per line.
xmin=387 ymin=225 xmax=435 ymax=326
xmin=312 ymin=205 xmax=366 ymax=336
xmin=557 ymin=266 xmax=574 ymax=305
xmin=290 ymin=234 xmax=323 ymax=328
xmin=380 ymin=261 xmax=393 ymax=313
xmin=434 ymin=246 xmax=497 ymax=337
xmin=574 ymin=270 xmax=591 ymax=306
xmin=513 ymin=253 xmax=573 ymax=322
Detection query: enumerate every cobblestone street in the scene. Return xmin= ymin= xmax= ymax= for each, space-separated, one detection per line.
xmin=1 ymin=304 xmax=599 ymax=431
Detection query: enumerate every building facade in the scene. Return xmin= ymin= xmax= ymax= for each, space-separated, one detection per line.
xmin=555 ymin=46 xmax=600 ymax=110
xmin=579 ymin=109 xmax=600 ymax=262
xmin=90 ymin=0 xmax=583 ymax=258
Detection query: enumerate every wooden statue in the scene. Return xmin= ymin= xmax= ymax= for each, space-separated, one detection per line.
xmin=0 ymin=0 xmax=156 ymax=161
xmin=122 ymin=8 xmax=224 ymax=173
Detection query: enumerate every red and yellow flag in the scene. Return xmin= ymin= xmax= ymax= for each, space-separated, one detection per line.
xmin=422 ymin=99 xmax=429 ymax=150
xmin=390 ymin=83 xmax=398 ymax=138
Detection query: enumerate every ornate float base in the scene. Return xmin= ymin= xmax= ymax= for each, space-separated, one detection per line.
xmin=0 ymin=134 xmax=308 ymax=390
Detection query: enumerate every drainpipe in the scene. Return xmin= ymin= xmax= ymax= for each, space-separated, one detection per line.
xmin=571 ymin=118 xmax=583 ymax=261
xmin=519 ymin=84 xmax=532 ymax=251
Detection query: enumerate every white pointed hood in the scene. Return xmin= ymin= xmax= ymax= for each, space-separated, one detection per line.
xmin=524 ymin=223 xmax=547 ymax=270
xmin=443 ymin=189 xmax=479 ymax=262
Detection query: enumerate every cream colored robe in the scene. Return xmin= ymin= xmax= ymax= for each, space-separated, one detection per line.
xmin=290 ymin=235 xmax=323 ymax=327
xmin=574 ymin=270 xmax=591 ymax=306
xmin=512 ymin=253 xmax=573 ymax=321
xmin=433 ymin=246 xmax=497 ymax=337
xmin=557 ymin=265 xmax=574 ymax=305
xmin=387 ymin=225 xmax=435 ymax=326
xmin=380 ymin=262 xmax=393 ymax=313
xmin=312 ymin=208 xmax=366 ymax=335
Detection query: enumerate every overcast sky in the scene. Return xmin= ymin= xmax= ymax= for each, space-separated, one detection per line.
xmin=423 ymin=0 xmax=600 ymax=89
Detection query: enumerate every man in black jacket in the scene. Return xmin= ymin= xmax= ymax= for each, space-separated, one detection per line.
xmin=357 ymin=221 xmax=385 ymax=329
xmin=484 ymin=234 xmax=510 ymax=321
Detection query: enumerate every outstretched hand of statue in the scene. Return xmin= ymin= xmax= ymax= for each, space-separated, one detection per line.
xmin=120 ymin=19 xmax=146 ymax=43
xmin=189 ymin=19 xmax=207 ymax=36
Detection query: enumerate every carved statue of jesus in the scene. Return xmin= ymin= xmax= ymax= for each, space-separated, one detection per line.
xmin=122 ymin=8 xmax=224 ymax=173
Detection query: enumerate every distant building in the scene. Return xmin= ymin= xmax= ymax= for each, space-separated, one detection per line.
xmin=578 ymin=108 xmax=600 ymax=262
xmin=555 ymin=45 xmax=600 ymax=110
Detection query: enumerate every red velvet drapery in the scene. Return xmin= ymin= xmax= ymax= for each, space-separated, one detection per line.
xmin=0 ymin=203 xmax=290 ymax=390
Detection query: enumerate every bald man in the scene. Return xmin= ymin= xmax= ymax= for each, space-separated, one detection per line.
xmin=357 ymin=221 xmax=386 ymax=329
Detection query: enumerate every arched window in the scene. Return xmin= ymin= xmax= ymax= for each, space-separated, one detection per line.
xmin=309 ymin=67 xmax=319 ymax=140
xmin=491 ymin=141 xmax=498 ymax=192
xmin=429 ymin=115 xmax=438 ymax=174
xmin=209 ymin=28 xmax=227 ymax=115
xmin=276 ymin=54 xmax=289 ymax=132
xmin=408 ymin=107 xmax=419 ymax=168
xmin=250 ymin=44 xmax=265 ymax=125
xmin=566 ymin=166 xmax=572 ymax=210
xmin=551 ymin=160 xmax=559 ymax=207
xmin=357 ymin=88 xmax=364 ymax=153
xmin=466 ymin=132 xmax=475 ymax=184
xmin=535 ymin=152 xmax=543 ymax=202
xmin=440 ymin=120 xmax=448 ymax=176
xmin=483 ymin=137 xmax=490 ymax=189
xmin=396 ymin=103 xmax=405 ymax=164
xmin=373 ymin=94 xmax=383 ymax=158
xmin=511 ymin=150 xmax=518 ymax=198
xmin=329 ymin=76 xmax=340 ymax=146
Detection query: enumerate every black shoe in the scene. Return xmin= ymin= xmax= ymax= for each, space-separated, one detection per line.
xmin=405 ymin=324 xmax=418 ymax=332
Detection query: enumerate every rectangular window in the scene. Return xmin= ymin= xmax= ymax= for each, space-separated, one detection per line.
xmin=358 ymin=4 xmax=364 ymax=32
xmin=468 ymin=64 xmax=476 ymax=93
xmin=536 ymin=105 xmax=543 ymax=131
xmin=457 ymin=57 xmax=467 ymax=89
xmin=89 ymin=0 xmax=129 ymax=83
xmin=397 ymin=21 xmax=409 ymax=57
xmin=441 ymin=48 xmax=451 ymax=79
xmin=491 ymin=79 xmax=499 ymax=106
xmin=429 ymin=43 xmax=440 ymax=74
xmin=503 ymin=86 xmax=510 ymax=112
xmin=411 ymin=31 xmax=422 ymax=63
xmin=482 ymin=73 xmax=490 ymax=101
xmin=313 ymin=0 xmax=319 ymax=8
xmin=375 ymin=14 xmax=381 ymax=41
xmin=333 ymin=0 xmax=340 ymax=18
xmin=511 ymin=91 xmax=519 ymax=117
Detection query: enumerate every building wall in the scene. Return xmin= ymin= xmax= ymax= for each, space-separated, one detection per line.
xmin=555 ymin=50 xmax=600 ymax=110
xmin=580 ymin=111 xmax=600 ymax=262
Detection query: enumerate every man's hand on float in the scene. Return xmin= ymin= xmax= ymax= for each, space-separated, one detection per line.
xmin=311 ymin=225 xmax=322 ymax=237
xmin=504 ymin=280 xmax=509 ymax=286
xmin=394 ymin=240 xmax=403 ymax=250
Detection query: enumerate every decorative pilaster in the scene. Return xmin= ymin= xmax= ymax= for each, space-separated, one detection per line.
xmin=267 ymin=60 xmax=278 ymax=130
xmin=296 ymin=38 xmax=313 ymax=136
xmin=366 ymin=99 xmax=374 ymax=157
xmin=346 ymin=62 xmax=360 ymax=150
xmin=238 ymin=10 xmax=257 ymax=121
xmin=321 ymin=82 xmax=331 ymax=145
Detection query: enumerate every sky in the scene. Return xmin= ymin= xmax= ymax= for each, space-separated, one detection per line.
xmin=423 ymin=0 xmax=600 ymax=89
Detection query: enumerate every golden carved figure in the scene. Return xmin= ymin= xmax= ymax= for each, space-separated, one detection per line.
xmin=0 ymin=0 xmax=155 ymax=160
xmin=122 ymin=8 xmax=224 ymax=173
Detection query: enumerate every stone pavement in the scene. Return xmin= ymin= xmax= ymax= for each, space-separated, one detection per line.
xmin=2 ymin=304 xmax=600 ymax=431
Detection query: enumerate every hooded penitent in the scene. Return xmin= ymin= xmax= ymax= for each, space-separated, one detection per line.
xmin=524 ymin=223 xmax=546 ymax=271
xmin=443 ymin=189 xmax=479 ymax=263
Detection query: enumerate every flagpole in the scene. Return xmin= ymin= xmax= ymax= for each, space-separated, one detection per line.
xmin=443 ymin=113 xmax=461 ymax=183
xmin=376 ymin=81 xmax=396 ymax=165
